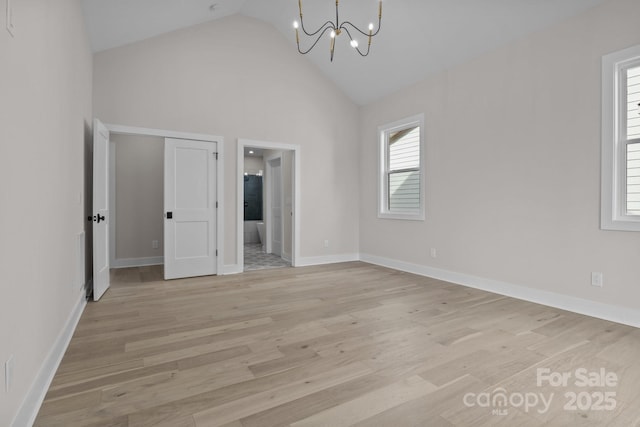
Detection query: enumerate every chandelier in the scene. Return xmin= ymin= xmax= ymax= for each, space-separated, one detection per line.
xmin=293 ymin=0 xmax=383 ymax=62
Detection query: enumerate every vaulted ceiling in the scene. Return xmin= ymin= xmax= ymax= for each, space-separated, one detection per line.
xmin=81 ymin=0 xmax=608 ymax=105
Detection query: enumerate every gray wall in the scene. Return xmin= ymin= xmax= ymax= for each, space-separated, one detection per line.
xmin=359 ymin=0 xmax=640 ymax=312
xmin=0 ymin=0 xmax=93 ymax=423
xmin=112 ymin=134 xmax=164 ymax=262
xmin=93 ymin=15 xmax=361 ymax=267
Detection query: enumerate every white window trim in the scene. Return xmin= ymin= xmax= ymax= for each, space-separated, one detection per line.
xmin=378 ymin=113 xmax=425 ymax=221
xmin=601 ymin=44 xmax=640 ymax=231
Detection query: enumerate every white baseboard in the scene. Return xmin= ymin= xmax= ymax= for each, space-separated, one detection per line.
xmin=296 ymin=253 xmax=360 ymax=267
xmin=360 ymin=253 xmax=640 ymax=329
xmin=11 ymin=289 xmax=87 ymax=427
xmin=112 ymin=256 xmax=163 ymax=269
xmin=223 ymin=264 xmax=243 ymax=275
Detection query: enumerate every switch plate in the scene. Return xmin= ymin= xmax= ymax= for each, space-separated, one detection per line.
xmin=152 ymin=240 xmax=159 ymax=249
xmin=324 ymin=240 xmax=329 ymax=248
xmin=430 ymin=248 xmax=437 ymax=259
xmin=5 ymin=355 xmax=14 ymax=392
xmin=6 ymin=0 xmax=15 ymax=37
xmin=591 ymin=272 xmax=603 ymax=287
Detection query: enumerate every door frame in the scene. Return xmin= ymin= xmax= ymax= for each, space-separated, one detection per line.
xmin=237 ymin=138 xmax=300 ymax=272
xmin=105 ymin=123 xmax=225 ymax=275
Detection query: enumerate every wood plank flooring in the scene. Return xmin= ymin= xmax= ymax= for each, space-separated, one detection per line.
xmin=34 ymin=262 xmax=640 ymax=426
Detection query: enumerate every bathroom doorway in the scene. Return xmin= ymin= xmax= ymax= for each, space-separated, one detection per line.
xmin=237 ymin=139 xmax=300 ymax=272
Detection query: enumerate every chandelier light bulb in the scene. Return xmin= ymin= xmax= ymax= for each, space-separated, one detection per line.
xmin=293 ymin=21 xmax=299 ymax=29
xmin=330 ymin=30 xmax=336 ymax=38
xmin=350 ymin=39 xmax=359 ymax=48
xmin=369 ymin=23 xmax=374 ymax=31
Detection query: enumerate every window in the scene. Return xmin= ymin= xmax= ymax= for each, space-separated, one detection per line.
xmin=379 ymin=114 xmax=425 ymax=220
xmin=626 ymin=65 xmax=640 ymax=215
xmin=601 ymin=45 xmax=640 ymax=231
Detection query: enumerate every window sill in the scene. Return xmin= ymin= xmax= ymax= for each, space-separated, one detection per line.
xmin=601 ymin=217 xmax=640 ymax=232
xmin=378 ymin=212 xmax=425 ymax=221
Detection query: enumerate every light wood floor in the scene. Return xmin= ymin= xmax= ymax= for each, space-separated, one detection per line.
xmin=35 ymin=262 xmax=640 ymax=426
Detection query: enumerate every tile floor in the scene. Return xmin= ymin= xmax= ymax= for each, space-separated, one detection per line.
xmin=243 ymin=243 xmax=291 ymax=271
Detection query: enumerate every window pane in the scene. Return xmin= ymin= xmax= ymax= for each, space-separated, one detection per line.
xmin=628 ymin=66 xmax=640 ymax=140
xmin=389 ymin=170 xmax=420 ymax=211
xmin=627 ymin=142 xmax=640 ymax=216
xmin=389 ymin=126 xmax=420 ymax=171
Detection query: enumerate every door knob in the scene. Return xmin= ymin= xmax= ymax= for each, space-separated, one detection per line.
xmin=89 ymin=214 xmax=105 ymax=223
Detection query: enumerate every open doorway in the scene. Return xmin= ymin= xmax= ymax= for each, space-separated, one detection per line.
xmin=90 ymin=123 xmax=224 ymax=300
xmin=107 ymin=133 xmax=222 ymax=280
xmin=237 ymin=139 xmax=300 ymax=272
xmin=109 ymin=134 xmax=164 ymax=271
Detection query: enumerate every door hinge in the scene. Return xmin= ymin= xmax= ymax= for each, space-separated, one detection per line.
xmin=213 ymin=152 xmax=218 ymax=160
xmin=216 ymin=249 xmax=218 ymax=257
xmin=216 ymin=201 xmax=218 ymax=208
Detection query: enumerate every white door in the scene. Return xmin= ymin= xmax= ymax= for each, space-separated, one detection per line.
xmin=92 ymin=119 xmax=110 ymax=300
xmin=164 ymin=138 xmax=217 ymax=280
xmin=270 ymin=158 xmax=283 ymax=257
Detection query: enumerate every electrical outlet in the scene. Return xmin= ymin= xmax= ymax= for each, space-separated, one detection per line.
xmin=5 ymin=355 xmax=14 ymax=392
xmin=324 ymin=240 xmax=329 ymax=248
xmin=6 ymin=0 xmax=15 ymax=37
xmin=591 ymin=272 xmax=603 ymax=288
xmin=430 ymin=248 xmax=437 ymax=259
xmin=152 ymin=240 xmax=159 ymax=249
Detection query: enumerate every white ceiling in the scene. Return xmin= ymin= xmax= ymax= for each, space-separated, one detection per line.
xmin=81 ymin=0 xmax=608 ymax=105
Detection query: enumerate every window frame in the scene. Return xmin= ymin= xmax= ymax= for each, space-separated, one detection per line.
xmin=378 ymin=113 xmax=425 ymax=221
xmin=601 ymin=44 xmax=640 ymax=231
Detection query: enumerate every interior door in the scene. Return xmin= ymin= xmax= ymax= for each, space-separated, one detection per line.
xmin=92 ymin=119 xmax=110 ymax=300
xmin=164 ymin=138 xmax=217 ymax=280
xmin=270 ymin=158 xmax=283 ymax=257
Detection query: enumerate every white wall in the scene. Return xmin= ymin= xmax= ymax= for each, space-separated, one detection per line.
xmin=359 ymin=0 xmax=640 ymax=312
xmin=0 ymin=0 xmax=93 ymax=424
xmin=93 ymin=14 xmax=361 ymax=266
xmin=112 ymin=134 xmax=164 ymax=262
xmin=244 ymin=156 xmax=263 ymax=175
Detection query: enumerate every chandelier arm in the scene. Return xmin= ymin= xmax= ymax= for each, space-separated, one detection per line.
xmin=342 ymin=27 xmax=371 ymax=57
xmin=339 ymin=18 xmax=382 ymax=37
xmin=300 ymin=19 xmax=335 ymax=37
xmin=297 ymin=26 xmax=335 ymax=55
xmin=354 ymin=45 xmax=370 ymax=57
